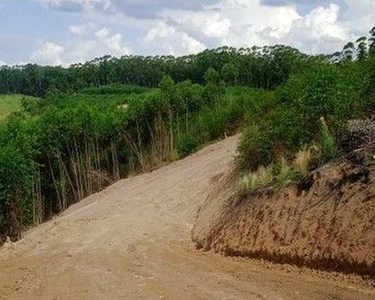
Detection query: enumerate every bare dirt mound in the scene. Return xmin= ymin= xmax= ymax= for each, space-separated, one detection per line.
xmin=1 ymin=135 xmax=375 ymax=299
xmin=193 ymin=161 xmax=375 ymax=277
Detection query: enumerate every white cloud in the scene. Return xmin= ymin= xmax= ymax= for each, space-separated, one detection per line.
xmin=29 ymin=24 xmax=130 ymax=66
xmin=105 ymin=33 xmax=129 ymax=53
xmin=204 ymin=17 xmax=231 ymax=39
xmin=69 ymin=23 xmax=96 ymax=36
xmin=157 ymin=0 xmax=370 ymax=55
xmin=341 ymin=0 xmax=375 ymax=36
xmin=0 ymin=60 xmax=7 ymax=66
xmin=44 ymin=0 xmax=112 ymax=12
xmin=63 ymin=34 xmax=131 ymax=65
xmin=95 ymin=27 xmax=110 ymax=38
xmin=20 ymin=0 xmax=375 ymax=65
xmin=160 ymin=10 xmax=231 ymax=39
xmin=30 ymin=42 xmax=65 ymax=66
xmin=275 ymin=4 xmax=349 ymax=54
xmin=158 ymin=0 xmax=302 ymax=51
xmin=70 ymin=25 xmax=87 ymax=36
xmin=143 ymin=22 xmax=206 ymax=56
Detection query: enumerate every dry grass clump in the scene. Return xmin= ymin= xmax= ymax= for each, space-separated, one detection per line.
xmin=238 ymin=145 xmax=321 ymax=196
xmin=238 ymin=165 xmax=274 ymax=196
xmin=276 ymin=158 xmax=299 ymax=187
xmin=294 ymin=145 xmax=320 ymax=177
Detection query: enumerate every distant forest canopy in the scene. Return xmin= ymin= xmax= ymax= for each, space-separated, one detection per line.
xmin=1 ymin=27 xmax=374 ymax=97
xmin=0 ymin=46 xmax=310 ymax=96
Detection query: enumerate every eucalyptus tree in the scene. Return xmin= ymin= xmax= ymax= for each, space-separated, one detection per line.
xmin=221 ymin=63 xmax=239 ymax=86
xmin=369 ymin=27 xmax=375 ymax=57
xmin=342 ymin=42 xmax=355 ymax=61
xmin=356 ymin=36 xmax=368 ymax=61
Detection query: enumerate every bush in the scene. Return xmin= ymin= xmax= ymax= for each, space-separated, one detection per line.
xmin=275 ymin=158 xmax=301 ymax=188
xmin=238 ymin=63 xmax=369 ymax=172
xmin=177 ymin=135 xmax=198 ymax=158
xmin=81 ymin=84 xmax=150 ymax=95
xmin=237 ymin=124 xmax=274 ymax=171
xmin=320 ymin=124 xmax=339 ymax=163
xmin=0 ymin=145 xmax=34 ymax=240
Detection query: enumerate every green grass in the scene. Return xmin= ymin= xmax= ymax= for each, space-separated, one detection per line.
xmin=0 ymin=95 xmax=34 ymax=123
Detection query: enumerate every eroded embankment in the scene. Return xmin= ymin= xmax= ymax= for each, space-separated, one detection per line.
xmin=192 ymin=161 xmax=375 ymax=277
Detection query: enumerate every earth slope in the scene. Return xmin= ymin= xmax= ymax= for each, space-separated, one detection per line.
xmin=0 ymin=136 xmax=374 ymax=300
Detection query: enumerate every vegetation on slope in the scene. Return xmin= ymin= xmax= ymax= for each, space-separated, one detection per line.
xmin=237 ymin=28 xmax=375 ymax=195
xmin=0 ymin=27 xmax=375 ymax=242
xmin=0 ymin=95 xmax=38 ymax=124
xmin=0 ymin=70 xmax=271 ymax=241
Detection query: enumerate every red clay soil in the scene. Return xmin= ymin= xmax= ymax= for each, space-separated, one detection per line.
xmin=192 ymin=161 xmax=375 ymax=277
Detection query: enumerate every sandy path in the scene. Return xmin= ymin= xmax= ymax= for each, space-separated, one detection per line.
xmin=0 ymin=135 xmax=374 ymax=300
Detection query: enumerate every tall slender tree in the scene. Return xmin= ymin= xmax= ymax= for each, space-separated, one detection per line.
xmin=342 ymin=42 xmax=355 ymax=62
xmin=356 ymin=36 xmax=368 ymax=61
xmin=369 ymin=27 xmax=375 ymax=57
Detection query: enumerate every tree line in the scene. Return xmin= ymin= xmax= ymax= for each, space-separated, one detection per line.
xmin=1 ymin=27 xmax=374 ymax=98
xmin=0 ymin=45 xmax=317 ymax=97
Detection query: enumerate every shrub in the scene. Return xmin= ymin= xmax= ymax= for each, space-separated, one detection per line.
xmin=275 ymin=158 xmax=301 ymax=188
xmin=0 ymin=145 xmax=35 ymax=240
xmin=237 ymin=124 xmax=274 ymax=171
xmin=176 ymin=135 xmax=198 ymax=158
xmin=238 ymin=63 xmax=368 ymax=173
xmin=320 ymin=124 xmax=339 ymax=163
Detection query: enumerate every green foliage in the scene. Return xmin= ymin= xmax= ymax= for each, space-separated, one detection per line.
xmin=1 ymin=28 xmax=375 ymax=241
xmin=0 ymin=145 xmax=35 ymax=236
xmin=196 ymin=87 xmax=273 ymax=143
xmin=0 ymin=45 xmax=311 ymax=97
xmin=81 ymin=84 xmax=150 ymax=95
xmin=0 ymin=80 xmax=270 ymax=239
xmin=274 ymin=159 xmax=301 ymax=188
xmin=363 ymin=57 xmax=375 ymax=104
xmin=370 ymin=27 xmax=375 ymax=57
xmin=177 ymin=135 xmax=198 ymax=158
xmin=0 ymin=95 xmax=38 ymax=124
xmin=238 ymin=56 xmax=375 ymax=172
xmin=221 ymin=63 xmax=239 ymax=86
xmin=204 ymin=67 xmax=220 ymax=85
xmin=320 ymin=125 xmax=339 ymax=163
xmin=238 ymin=125 xmax=274 ymax=171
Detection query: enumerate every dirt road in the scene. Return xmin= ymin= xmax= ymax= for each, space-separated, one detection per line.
xmin=0 ymin=135 xmax=374 ymax=300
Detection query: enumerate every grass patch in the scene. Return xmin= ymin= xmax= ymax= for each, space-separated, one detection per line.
xmin=238 ymin=145 xmax=321 ymax=197
xmin=0 ymin=95 xmax=37 ymax=124
xmin=239 ymin=165 xmax=274 ymax=195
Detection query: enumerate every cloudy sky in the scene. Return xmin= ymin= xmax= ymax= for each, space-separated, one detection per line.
xmin=0 ymin=0 xmax=374 ymax=66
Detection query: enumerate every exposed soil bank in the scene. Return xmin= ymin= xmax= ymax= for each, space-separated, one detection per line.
xmin=192 ymin=161 xmax=375 ymax=277
xmin=1 ymin=136 xmax=374 ymax=299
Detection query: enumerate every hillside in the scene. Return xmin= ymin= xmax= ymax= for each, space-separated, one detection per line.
xmin=0 ymin=136 xmax=374 ymax=300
